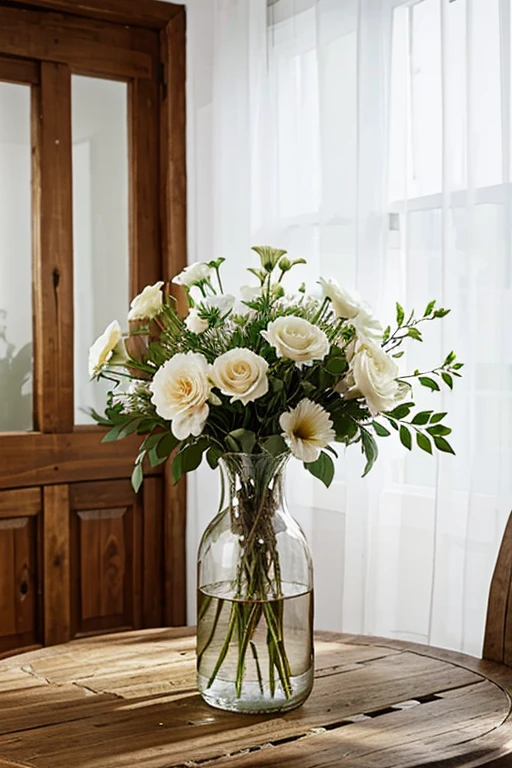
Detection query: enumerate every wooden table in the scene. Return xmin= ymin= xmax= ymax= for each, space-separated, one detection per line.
xmin=2 ymin=627 xmax=512 ymax=768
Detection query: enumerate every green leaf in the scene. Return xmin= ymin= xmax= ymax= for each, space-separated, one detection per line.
xmin=386 ymin=402 xmax=415 ymax=419
xmin=424 ymin=300 xmax=436 ymax=317
xmin=392 ymin=351 xmax=405 ymax=359
xmin=416 ymin=432 xmax=432 ymax=454
xmin=373 ymin=421 xmax=391 ymax=437
xmin=156 ymin=432 xmax=179 ymax=459
xmin=304 ymin=451 xmax=335 ymax=488
xmin=325 ymin=356 xmax=347 ymax=376
xmin=407 ymin=327 xmax=423 ymax=341
xmin=101 ymin=418 xmax=142 ymax=443
xmin=453 ymin=362 xmax=464 ymax=370
xmin=262 ymin=434 xmax=288 ymax=456
xmin=396 ymin=302 xmax=405 ymax=326
xmin=387 ymin=418 xmax=399 ymax=431
xmin=360 ymin=428 xmax=378 ymax=477
xmin=323 ymin=444 xmax=339 ymax=458
xmin=171 ymin=452 xmax=183 ymax=484
xmin=419 ymin=376 xmax=440 ymax=392
xmin=411 ymin=410 xmax=433 ymax=425
xmin=228 ymin=429 xmax=256 ymax=454
xmin=441 ymin=372 xmax=453 ymax=390
xmin=225 ymin=435 xmax=240 ymax=452
xmin=206 ymin=446 xmax=223 ymax=470
xmin=430 ymin=412 xmax=447 ymax=423
xmin=181 ymin=441 xmax=208 ymax=474
xmin=433 ymin=308 xmax=450 ymax=318
xmin=443 ymin=350 xmax=456 ymax=366
xmin=208 ymin=391 xmax=222 ymax=406
xmin=426 ymin=424 xmax=452 ymax=437
xmin=433 ymin=436 xmax=456 ymax=455
xmin=382 ymin=325 xmax=391 ymax=343
xmin=131 ymin=463 xmax=143 ymax=493
xmin=399 ymin=424 xmax=412 ymax=450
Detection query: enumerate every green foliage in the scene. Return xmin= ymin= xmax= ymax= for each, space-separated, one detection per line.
xmin=304 ymin=451 xmax=335 ymax=487
xmin=399 ymin=424 xmax=412 ymax=450
xmin=360 ymin=428 xmax=378 ymax=477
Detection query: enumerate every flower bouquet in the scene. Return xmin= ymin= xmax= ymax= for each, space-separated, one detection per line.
xmin=90 ymin=246 xmax=461 ymax=713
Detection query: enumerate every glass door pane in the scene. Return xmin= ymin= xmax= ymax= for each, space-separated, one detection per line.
xmin=0 ymin=82 xmax=32 ymax=432
xmin=71 ymin=75 xmax=129 ymax=424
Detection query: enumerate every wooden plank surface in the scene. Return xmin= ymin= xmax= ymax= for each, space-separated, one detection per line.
xmin=5 ymin=0 xmax=182 ymax=30
xmin=32 ymin=61 xmax=74 ymax=433
xmin=0 ymin=630 xmax=510 ymax=767
xmin=0 ymin=55 xmax=39 ymax=84
xmin=0 ymin=488 xmax=41 ymax=519
xmin=43 ymin=485 xmax=70 ymax=646
xmin=0 ymin=5 xmax=152 ymax=79
xmin=0 ymin=431 xmax=161 ymax=489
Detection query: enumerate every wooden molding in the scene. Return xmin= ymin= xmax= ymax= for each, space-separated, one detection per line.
xmin=0 ymin=54 xmax=39 ymax=84
xmin=43 ymin=484 xmax=71 ymax=645
xmin=3 ymin=0 xmax=183 ymax=30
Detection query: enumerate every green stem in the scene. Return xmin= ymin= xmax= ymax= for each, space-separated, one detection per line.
xmin=197 ymin=597 xmax=224 ymax=667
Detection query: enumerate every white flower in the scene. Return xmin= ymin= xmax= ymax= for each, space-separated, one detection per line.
xmin=346 ymin=337 xmax=404 ymax=416
xmin=172 ymin=262 xmax=212 ymax=287
xmin=211 ymin=348 xmax=269 ymax=405
xmin=236 ymin=285 xmax=260 ymax=316
xmin=149 ymin=352 xmax=211 ymax=440
xmin=261 ymin=315 xmax=329 ymax=367
xmin=128 ymin=281 xmax=164 ymax=321
xmin=204 ymin=294 xmax=235 ymax=316
xmin=280 ymin=399 xmax=336 ymax=463
xmin=351 ymin=308 xmax=384 ymax=341
xmin=88 ymin=320 xmax=127 ymax=378
xmin=319 ymin=277 xmax=363 ymax=319
xmin=185 ymin=309 xmax=209 ymax=334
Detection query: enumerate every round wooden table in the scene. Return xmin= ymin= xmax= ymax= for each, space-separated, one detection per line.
xmin=2 ymin=628 xmax=512 ymax=768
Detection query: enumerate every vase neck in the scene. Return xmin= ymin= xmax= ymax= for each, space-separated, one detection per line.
xmin=218 ymin=453 xmax=289 ymax=516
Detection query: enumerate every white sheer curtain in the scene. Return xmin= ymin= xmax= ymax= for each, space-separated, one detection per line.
xmin=185 ymin=0 xmax=512 ymax=656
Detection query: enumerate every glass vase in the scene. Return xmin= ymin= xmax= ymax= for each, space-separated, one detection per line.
xmin=197 ymin=452 xmax=314 ymax=714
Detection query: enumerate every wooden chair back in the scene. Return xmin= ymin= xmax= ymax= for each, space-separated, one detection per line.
xmin=483 ymin=513 xmax=512 ymax=665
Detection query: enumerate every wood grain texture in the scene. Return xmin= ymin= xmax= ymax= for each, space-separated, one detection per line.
xmin=0 ymin=54 xmax=39 ymax=84
xmin=0 ymin=488 xmax=41 ymax=519
xmin=0 ymin=630 xmax=511 ymax=767
xmin=484 ymin=512 xmax=512 ymax=665
xmin=129 ymin=71 xmax=161 ymax=295
xmin=160 ymin=8 xmax=188 ymax=626
xmin=43 ymin=485 xmax=70 ymax=645
xmin=143 ymin=477 xmax=164 ymax=627
xmin=5 ymin=0 xmax=182 ymax=30
xmin=32 ymin=62 xmax=74 ymax=433
xmin=0 ymin=431 xmax=161 ymax=490
xmin=0 ymin=5 xmax=152 ymax=79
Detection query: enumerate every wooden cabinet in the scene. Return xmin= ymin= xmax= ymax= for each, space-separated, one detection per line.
xmin=0 ymin=0 xmax=187 ymax=657
xmin=0 ymin=489 xmax=42 ymax=654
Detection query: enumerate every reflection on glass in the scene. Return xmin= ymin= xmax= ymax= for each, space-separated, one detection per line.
xmin=0 ymin=82 xmax=33 ymax=432
xmin=72 ymin=76 xmax=129 ymax=424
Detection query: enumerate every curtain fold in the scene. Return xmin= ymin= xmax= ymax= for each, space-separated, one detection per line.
xmin=185 ymin=0 xmax=512 ymax=655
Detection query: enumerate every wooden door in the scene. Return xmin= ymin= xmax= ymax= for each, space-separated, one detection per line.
xmin=0 ymin=0 xmax=187 ymax=656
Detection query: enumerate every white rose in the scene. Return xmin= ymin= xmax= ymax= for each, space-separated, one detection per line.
xmin=318 ymin=277 xmax=363 ymax=319
xmin=128 ymin=281 xmax=164 ymax=321
xmin=149 ymin=352 xmax=211 ymax=440
xmin=185 ymin=309 xmax=209 ymax=334
xmin=261 ymin=315 xmax=329 ymax=367
xmin=172 ymin=262 xmax=212 ymax=287
xmin=347 ymin=337 xmax=404 ymax=416
xmin=211 ymin=348 xmax=269 ymax=405
xmin=88 ymin=320 xmax=127 ymax=378
xmin=351 ymin=308 xmax=384 ymax=341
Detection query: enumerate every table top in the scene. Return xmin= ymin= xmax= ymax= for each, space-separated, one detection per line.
xmin=2 ymin=627 xmax=512 ymax=768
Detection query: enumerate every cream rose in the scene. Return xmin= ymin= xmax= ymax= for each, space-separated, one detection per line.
xmin=128 ymin=281 xmax=164 ymax=321
xmin=172 ymin=262 xmax=212 ymax=287
xmin=261 ymin=315 xmax=329 ymax=367
xmin=347 ymin=337 xmax=404 ymax=416
xmin=211 ymin=348 xmax=269 ymax=405
xmin=88 ymin=320 xmax=127 ymax=378
xmin=318 ymin=277 xmax=363 ymax=319
xmin=149 ymin=352 xmax=211 ymax=439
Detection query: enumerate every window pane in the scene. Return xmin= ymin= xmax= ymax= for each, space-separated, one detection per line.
xmin=0 ymin=82 xmax=32 ymax=432
xmin=72 ymin=76 xmax=129 ymax=424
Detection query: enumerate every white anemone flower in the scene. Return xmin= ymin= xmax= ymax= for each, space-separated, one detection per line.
xmin=279 ymin=398 xmax=335 ymax=463
xmin=88 ymin=320 xmax=127 ymax=378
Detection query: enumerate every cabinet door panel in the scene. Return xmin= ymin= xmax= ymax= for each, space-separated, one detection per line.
xmin=70 ymin=480 xmax=140 ymax=636
xmin=0 ymin=489 xmax=41 ymax=654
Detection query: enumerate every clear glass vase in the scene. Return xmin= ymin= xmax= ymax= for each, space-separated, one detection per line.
xmin=197 ymin=452 xmax=314 ymax=714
